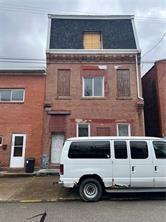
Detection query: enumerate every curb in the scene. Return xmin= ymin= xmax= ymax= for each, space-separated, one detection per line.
xmin=0 ymin=172 xmax=59 ymax=178
xmin=0 ymin=197 xmax=80 ymax=203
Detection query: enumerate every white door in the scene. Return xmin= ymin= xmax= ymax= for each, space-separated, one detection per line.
xmin=10 ymin=134 xmax=26 ymax=168
xmin=152 ymin=140 xmax=166 ymax=187
xmin=51 ymin=134 xmax=64 ymax=164
xmin=112 ymin=140 xmax=131 ymax=187
xmin=129 ymin=140 xmax=154 ymax=187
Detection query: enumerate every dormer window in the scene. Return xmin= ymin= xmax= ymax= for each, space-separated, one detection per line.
xmin=83 ymin=32 xmax=102 ymax=49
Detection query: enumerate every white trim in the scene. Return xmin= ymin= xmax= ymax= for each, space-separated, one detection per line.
xmin=0 ymin=136 xmax=3 ymax=146
xmin=82 ymin=76 xmax=104 ymax=97
xmin=48 ymin=14 xmax=134 ymax=20
xmin=135 ymin=55 xmax=144 ymax=100
xmin=117 ymin=123 xmax=131 ymax=136
xmin=0 ymin=89 xmax=25 ymax=103
xmin=0 ymin=68 xmax=46 ymax=71
xmin=131 ymin=18 xmax=141 ymax=51
xmin=10 ymin=134 xmax=26 ymax=168
xmin=46 ymin=49 xmax=140 ymax=54
xmin=76 ymin=123 xmax=90 ymax=137
xmin=47 ymin=16 xmax=52 ymax=51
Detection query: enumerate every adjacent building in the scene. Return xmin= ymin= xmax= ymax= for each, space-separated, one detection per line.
xmin=44 ymin=15 xmax=145 ymax=167
xmin=142 ymin=59 xmax=166 ymax=137
xmin=0 ymin=69 xmax=45 ymax=169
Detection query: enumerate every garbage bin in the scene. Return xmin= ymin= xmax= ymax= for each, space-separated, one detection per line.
xmin=25 ymin=157 xmax=35 ymax=173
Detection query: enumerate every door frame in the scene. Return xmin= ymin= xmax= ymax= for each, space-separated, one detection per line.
xmin=10 ymin=134 xmax=26 ymax=168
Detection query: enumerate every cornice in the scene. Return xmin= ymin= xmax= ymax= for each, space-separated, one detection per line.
xmin=46 ymin=53 xmax=136 ymax=64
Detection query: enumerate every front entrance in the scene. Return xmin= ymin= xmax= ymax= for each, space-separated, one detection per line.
xmin=10 ymin=134 xmax=26 ymax=168
xmin=51 ymin=134 xmax=64 ymax=164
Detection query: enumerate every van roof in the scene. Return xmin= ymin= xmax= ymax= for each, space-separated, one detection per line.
xmin=67 ymin=136 xmax=165 ymax=141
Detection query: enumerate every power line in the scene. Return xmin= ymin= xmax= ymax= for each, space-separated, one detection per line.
xmin=142 ymin=32 xmax=166 ymax=57
xmin=0 ymin=2 xmax=166 ymax=24
xmin=0 ymin=57 xmax=157 ymax=64
xmin=0 ymin=57 xmax=45 ymax=61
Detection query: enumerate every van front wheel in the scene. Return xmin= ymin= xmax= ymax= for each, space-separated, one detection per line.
xmin=79 ymin=178 xmax=103 ymax=202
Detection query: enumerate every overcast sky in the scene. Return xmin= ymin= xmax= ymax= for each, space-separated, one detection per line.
xmin=0 ymin=0 xmax=166 ymax=74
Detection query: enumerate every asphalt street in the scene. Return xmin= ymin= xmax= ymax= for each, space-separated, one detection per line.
xmin=0 ymin=199 xmax=166 ymax=222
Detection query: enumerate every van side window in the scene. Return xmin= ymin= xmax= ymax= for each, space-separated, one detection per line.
xmin=68 ymin=141 xmax=110 ymax=159
xmin=130 ymin=141 xmax=148 ymax=159
xmin=114 ymin=141 xmax=127 ymax=159
xmin=153 ymin=141 xmax=166 ymax=159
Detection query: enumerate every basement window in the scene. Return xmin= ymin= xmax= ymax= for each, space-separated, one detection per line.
xmin=117 ymin=124 xmax=131 ymax=136
xmin=77 ymin=123 xmax=90 ymax=137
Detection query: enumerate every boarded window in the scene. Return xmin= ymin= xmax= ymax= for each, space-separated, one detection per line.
xmin=97 ymin=127 xmax=110 ymax=136
xmin=57 ymin=70 xmax=71 ymax=97
xmin=83 ymin=32 xmax=102 ymax=49
xmin=117 ymin=69 xmax=130 ymax=97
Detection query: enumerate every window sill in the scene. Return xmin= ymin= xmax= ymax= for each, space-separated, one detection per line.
xmin=57 ymin=96 xmax=72 ymax=100
xmin=116 ymin=97 xmax=132 ymax=100
xmin=81 ymin=97 xmax=106 ymax=100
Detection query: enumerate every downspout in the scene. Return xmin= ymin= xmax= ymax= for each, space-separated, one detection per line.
xmin=135 ymin=54 xmax=144 ymax=100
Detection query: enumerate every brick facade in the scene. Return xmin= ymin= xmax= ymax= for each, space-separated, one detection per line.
xmin=142 ymin=60 xmax=166 ymax=137
xmin=43 ymin=53 xmax=145 ymax=164
xmin=0 ymin=72 xmax=45 ymax=169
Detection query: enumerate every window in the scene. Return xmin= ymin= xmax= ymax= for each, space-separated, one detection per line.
xmin=0 ymin=136 xmax=3 ymax=146
xmin=0 ymin=89 xmax=24 ymax=102
xmin=77 ymin=124 xmax=90 ymax=137
xmin=117 ymin=124 xmax=131 ymax=136
xmin=83 ymin=77 xmax=104 ymax=97
xmin=83 ymin=32 xmax=102 ymax=49
xmin=130 ymin=141 xmax=148 ymax=159
xmin=57 ymin=70 xmax=71 ymax=97
xmin=68 ymin=141 xmax=110 ymax=159
xmin=117 ymin=69 xmax=130 ymax=97
xmin=153 ymin=141 xmax=166 ymax=159
xmin=114 ymin=141 xmax=128 ymax=159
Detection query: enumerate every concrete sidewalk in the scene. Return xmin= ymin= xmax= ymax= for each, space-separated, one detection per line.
xmin=0 ymin=176 xmax=80 ymax=203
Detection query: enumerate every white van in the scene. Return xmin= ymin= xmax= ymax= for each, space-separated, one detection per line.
xmin=59 ymin=136 xmax=166 ymax=201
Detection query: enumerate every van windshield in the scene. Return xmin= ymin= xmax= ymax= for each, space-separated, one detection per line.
xmin=153 ymin=141 xmax=166 ymax=159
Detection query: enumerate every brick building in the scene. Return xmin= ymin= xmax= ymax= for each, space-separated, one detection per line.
xmin=0 ymin=69 xmax=45 ymax=169
xmin=142 ymin=59 xmax=166 ymax=137
xmin=43 ymin=15 xmax=145 ymax=166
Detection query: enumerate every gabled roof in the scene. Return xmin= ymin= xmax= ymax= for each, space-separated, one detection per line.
xmin=48 ymin=15 xmax=139 ymax=51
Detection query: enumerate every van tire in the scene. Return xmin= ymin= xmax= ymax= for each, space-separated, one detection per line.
xmin=79 ymin=178 xmax=103 ymax=202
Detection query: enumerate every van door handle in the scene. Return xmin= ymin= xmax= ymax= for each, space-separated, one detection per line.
xmin=132 ymin=166 xmax=135 ymax=172
xmin=155 ymin=166 xmax=158 ymax=172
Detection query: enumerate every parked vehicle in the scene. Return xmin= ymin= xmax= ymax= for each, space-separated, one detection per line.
xmin=59 ymin=137 xmax=166 ymax=202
